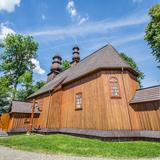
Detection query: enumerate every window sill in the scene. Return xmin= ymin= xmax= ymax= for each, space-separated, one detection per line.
xmin=110 ymin=96 xmax=121 ymax=99
xmin=75 ymin=108 xmax=82 ymax=111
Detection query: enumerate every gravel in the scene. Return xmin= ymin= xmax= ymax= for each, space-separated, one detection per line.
xmin=0 ymin=146 xmax=159 ymax=160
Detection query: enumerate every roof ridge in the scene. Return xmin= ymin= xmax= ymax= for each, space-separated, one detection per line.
xmin=46 ymin=43 xmax=131 ymax=81
xmin=78 ymin=43 xmax=109 ymax=63
xmin=44 ymin=43 xmax=109 ymax=82
xmin=28 ymin=43 xmax=139 ymax=98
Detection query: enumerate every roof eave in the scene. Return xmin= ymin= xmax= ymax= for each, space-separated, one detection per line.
xmin=130 ymin=99 xmax=160 ymax=104
xmin=63 ymin=66 xmax=137 ymax=85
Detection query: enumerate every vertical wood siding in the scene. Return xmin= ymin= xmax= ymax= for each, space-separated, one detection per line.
xmin=9 ymin=113 xmax=39 ymax=130
xmin=46 ymin=90 xmax=62 ymax=128
xmin=9 ymin=69 xmax=160 ymax=132
xmin=131 ymin=101 xmax=160 ymax=130
xmin=60 ymin=70 xmax=160 ymax=131
xmin=35 ymin=94 xmax=51 ymax=128
xmin=61 ymin=70 xmax=135 ymax=130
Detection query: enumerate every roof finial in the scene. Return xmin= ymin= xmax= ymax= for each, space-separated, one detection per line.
xmin=71 ymin=45 xmax=80 ymax=66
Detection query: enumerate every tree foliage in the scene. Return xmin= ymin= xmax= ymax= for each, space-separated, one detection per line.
xmin=120 ymin=53 xmax=145 ymax=86
xmin=0 ymin=34 xmax=38 ymax=100
xmin=16 ymin=80 xmax=46 ymax=101
xmin=145 ymin=4 xmax=160 ymax=68
xmin=0 ymin=77 xmax=11 ymax=115
xmin=62 ymin=60 xmax=71 ymax=71
xmin=0 ymin=34 xmax=38 ymax=113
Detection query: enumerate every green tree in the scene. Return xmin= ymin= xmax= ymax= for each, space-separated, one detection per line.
xmin=32 ymin=80 xmax=46 ymax=91
xmin=0 ymin=34 xmax=38 ymax=100
xmin=0 ymin=76 xmax=11 ymax=115
xmin=145 ymin=4 xmax=160 ymax=68
xmin=62 ymin=60 xmax=71 ymax=71
xmin=120 ymin=53 xmax=145 ymax=86
xmin=16 ymin=80 xmax=46 ymax=101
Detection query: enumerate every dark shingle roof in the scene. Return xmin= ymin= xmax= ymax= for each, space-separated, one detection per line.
xmin=130 ymin=85 xmax=160 ymax=104
xmin=11 ymin=101 xmax=40 ymax=114
xmin=28 ymin=44 xmax=136 ymax=98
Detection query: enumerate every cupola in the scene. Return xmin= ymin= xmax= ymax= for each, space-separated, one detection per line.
xmin=47 ymin=54 xmax=62 ymax=82
xmin=71 ymin=45 xmax=80 ymax=66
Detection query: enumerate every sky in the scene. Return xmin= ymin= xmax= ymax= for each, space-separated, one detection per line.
xmin=0 ymin=0 xmax=160 ymax=87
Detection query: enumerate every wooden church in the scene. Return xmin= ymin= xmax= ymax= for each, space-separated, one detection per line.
xmin=8 ymin=44 xmax=160 ymax=139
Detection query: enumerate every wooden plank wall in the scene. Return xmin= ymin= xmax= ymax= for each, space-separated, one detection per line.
xmin=61 ymin=70 xmax=135 ymax=130
xmin=131 ymin=101 xmax=160 ymax=130
xmin=8 ymin=113 xmax=39 ymax=130
xmin=33 ymin=90 xmax=62 ymax=129
xmin=25 ymin=69 xmax=160 ymax=132
xmin=0 ymin=116 xmax=2 ymax=128
xmin=60 ymin=69 xmax=160 ymax=131
xmin=0 ymin=113 xmax=10 ymax=131
xmin=35 ymin=93 xmax=51 ymax=128
xmin=101 ymin=70 xmax=134 ymax=130
xmin=46 ymin=90 xmax=62 ymax=128
xmin=124 ymin=72 xmax=143 ymax=130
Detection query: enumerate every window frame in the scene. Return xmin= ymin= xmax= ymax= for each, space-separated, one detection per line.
xmin=75 ymin=92 xmax=83 ymax=110
xmin=109 ymin=77 xmax=121 ymax=98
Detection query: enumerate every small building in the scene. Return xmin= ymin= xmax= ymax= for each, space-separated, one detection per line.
xmin=8 ymin=101 xmax=40 ymax=133
xmin=8 ymin=44 xmax=160 ymax=139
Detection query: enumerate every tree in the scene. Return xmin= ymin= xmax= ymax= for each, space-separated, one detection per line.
xmin=120 ymin=53 xmax=145 ymax=86
xmin=145 ymin=4 xmax=160 ymax=68
xmin=0 ymin=76 xmax=11 ymax=115
xmin=16 ymin=80 xmax=46 ymax=101
xmin=0 ymin=34 xmax=38 ymax=100
xmin=62 ymin=60 xmax=71 ymax=71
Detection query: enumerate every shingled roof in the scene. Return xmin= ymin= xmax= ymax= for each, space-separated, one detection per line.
xmin=28 ymin=44 xmax=137 ymax=98
xmin=130 ymin=85 xmax=160 ymax=104
xmin=11 ymin=101 xmax=40 ymax=114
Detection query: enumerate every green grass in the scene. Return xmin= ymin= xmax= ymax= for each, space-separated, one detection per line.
xmin=0 ymin=134 xmax=159 ymax=158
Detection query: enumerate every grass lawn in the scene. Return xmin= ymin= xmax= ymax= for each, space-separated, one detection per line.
xmin=0 ymin=134 xmax=159 ymax=158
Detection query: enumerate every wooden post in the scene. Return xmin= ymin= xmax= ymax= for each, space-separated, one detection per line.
xmin=28 ymin=99 xmax=36 ymax=135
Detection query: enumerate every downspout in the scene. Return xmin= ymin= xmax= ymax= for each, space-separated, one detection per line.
xmin=121 ymin=67 xmax=132 ymax=130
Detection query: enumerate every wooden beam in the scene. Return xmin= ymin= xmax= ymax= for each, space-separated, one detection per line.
xmin=27 ymin=99 xmax=36 ymax=135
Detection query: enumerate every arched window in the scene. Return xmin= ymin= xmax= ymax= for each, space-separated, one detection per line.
xmin=75 ymin=92 xmax=82 ymax=110
xmin=109 ymin=77 xmax=120 ymax=97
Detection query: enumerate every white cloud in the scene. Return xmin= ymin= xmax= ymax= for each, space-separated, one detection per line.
xmin=0 ymin=23 xmax=15 ymax=40
xmin=0 ymin=0 xmax=21 ymax=13
xmin=132 ymin=0 xmax=143 ymax=3
xmin=78 ymin=17 xmax=88 ymax=25
xmin=113 ymin=32 xmax=144 ymax=46
xmin=66 ymin=0 xmax=88 ymax=25
xmin=66 ymin=0 xmax=77 ymax=17
xmin=31 ymin=13 xmax=149 ymax=38
xmin=41 ymin=13 xmax=46 ymax=20
xmin=31 ymin=58 xmax=45 ymax=75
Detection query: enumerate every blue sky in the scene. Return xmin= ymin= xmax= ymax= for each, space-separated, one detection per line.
xmin=0 ymin=0 xmax=160 ymax=87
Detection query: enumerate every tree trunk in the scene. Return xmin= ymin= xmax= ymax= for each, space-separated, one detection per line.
xmin=12 ymin=81 xmax=18 ymax=100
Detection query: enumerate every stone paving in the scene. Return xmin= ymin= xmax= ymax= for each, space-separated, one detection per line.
xmin=0 ymin=146 xmax=159 ymax=160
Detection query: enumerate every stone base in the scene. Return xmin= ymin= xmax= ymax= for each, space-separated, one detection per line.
xmin=8 ymin=128 xmax=160 ymax=140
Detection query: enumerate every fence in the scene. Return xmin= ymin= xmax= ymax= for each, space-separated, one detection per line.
xmin=0 ymin=113 xmax=10 ymax=131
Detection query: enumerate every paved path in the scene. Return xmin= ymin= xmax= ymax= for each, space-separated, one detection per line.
xmin=0 ymin=146 xmax=159 ymax=160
